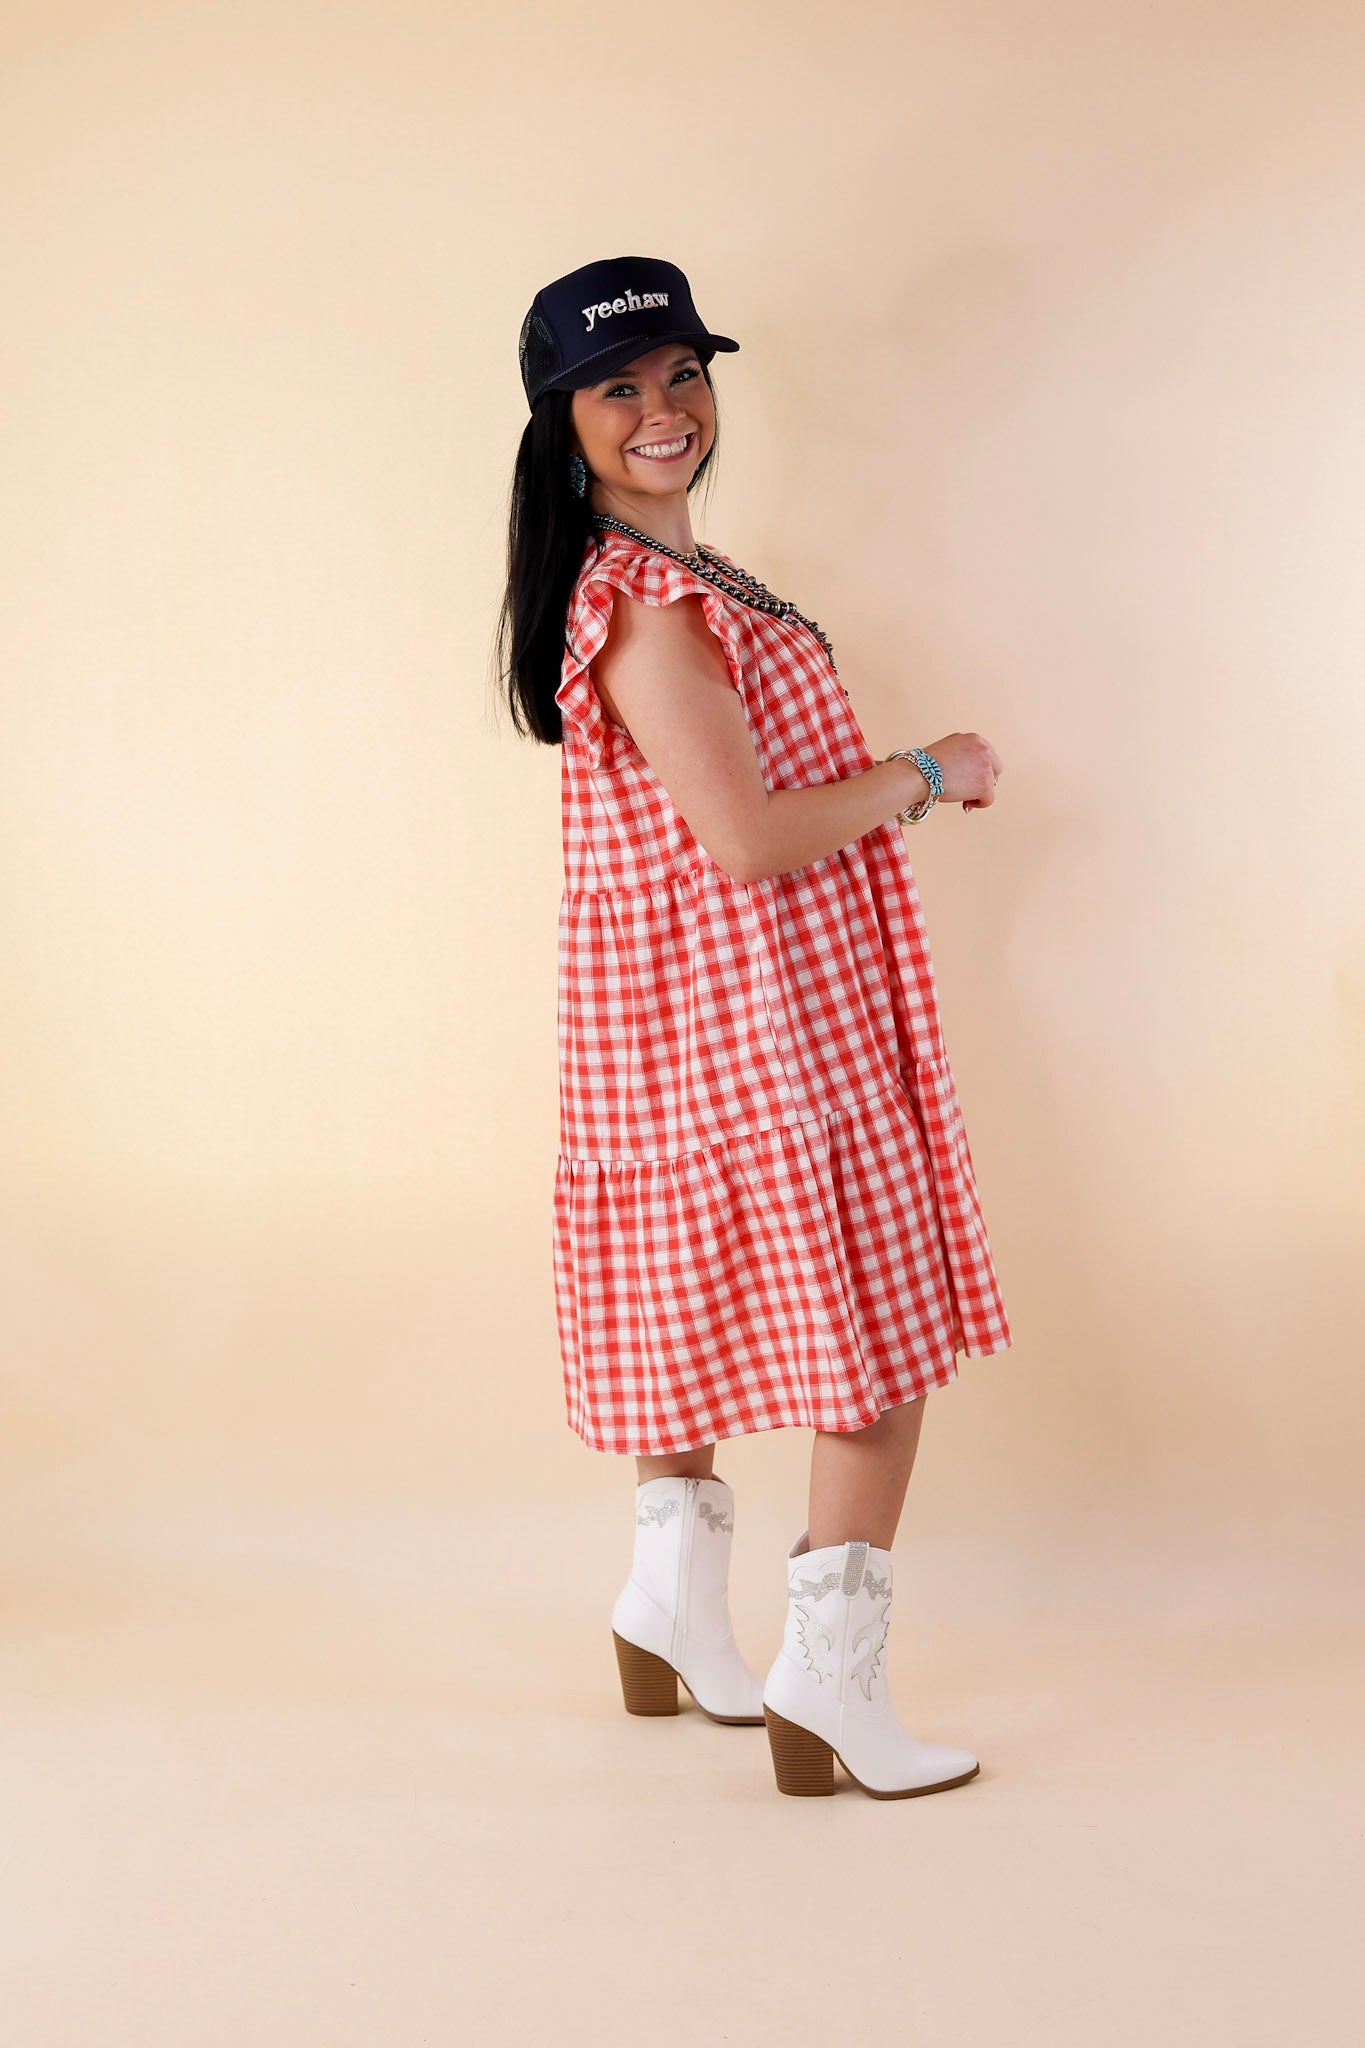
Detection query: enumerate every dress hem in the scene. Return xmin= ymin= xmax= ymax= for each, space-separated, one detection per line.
xmin=563 ymin=1337 xmax=1009 ymax=1457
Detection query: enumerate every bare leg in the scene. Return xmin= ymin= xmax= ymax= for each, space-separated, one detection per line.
xmin=636 ymin=1444 xmax=716 ymax=1484
xmin=808 ymin=1395 xmax=928 ymax=1550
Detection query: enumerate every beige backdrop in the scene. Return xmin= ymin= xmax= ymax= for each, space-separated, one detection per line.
xmin=2 ymin=2 xmax=1360 ymax=2044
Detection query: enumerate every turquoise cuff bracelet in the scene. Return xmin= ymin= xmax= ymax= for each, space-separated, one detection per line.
xmin=882 ymin=746 xmax=943 ymax=824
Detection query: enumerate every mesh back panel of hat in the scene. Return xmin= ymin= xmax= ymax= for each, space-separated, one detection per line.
xmin=519 ymin=308 xmax=560 ymax=403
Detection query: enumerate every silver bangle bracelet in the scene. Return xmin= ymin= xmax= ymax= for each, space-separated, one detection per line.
xmin=881 ymin=746 xmax=943 ymax=824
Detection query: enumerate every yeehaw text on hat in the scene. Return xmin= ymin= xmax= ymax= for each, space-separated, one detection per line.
xmin=582 ymin=289 xmax=671 ymax=333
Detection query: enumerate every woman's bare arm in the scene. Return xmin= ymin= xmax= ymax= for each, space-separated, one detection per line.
xmin=589 ymin=592 xmax=1000 ymax=884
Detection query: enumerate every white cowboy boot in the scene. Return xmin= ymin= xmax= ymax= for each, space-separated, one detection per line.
xmin=611 ymin=1474 xmax=766 ymax=1725
xmin=762 ymin=1529 xmax=980 ymax=1798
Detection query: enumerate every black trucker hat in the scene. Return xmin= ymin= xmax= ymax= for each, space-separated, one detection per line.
xmin=519 ymin=255 xmax=739 ymax=410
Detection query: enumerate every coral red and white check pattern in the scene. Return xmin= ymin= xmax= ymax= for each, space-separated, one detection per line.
xmin=552 ymin=530 xmax=1011 ymax=1454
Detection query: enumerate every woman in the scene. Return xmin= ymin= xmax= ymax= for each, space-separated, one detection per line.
xmin=496 ymin=255 xmax=1011 ymax=1800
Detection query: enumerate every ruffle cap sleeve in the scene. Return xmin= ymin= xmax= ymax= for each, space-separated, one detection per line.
xmin=556 ymin=541 xmax=746 ymax=772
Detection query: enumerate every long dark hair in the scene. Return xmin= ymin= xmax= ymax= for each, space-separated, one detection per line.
xmin=493 ymin=364 xmax=721 ymax=747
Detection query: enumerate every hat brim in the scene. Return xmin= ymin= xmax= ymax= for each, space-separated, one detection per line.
xmin=547 ymin=328 xmax=740 ymax=394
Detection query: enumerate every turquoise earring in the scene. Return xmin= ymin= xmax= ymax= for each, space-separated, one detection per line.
xmin=568 ymin=453 xmax=587 ymax=499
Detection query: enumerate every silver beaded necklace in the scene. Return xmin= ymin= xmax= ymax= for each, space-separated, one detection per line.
xmin=591 ymin=513 xmax=841 ymax=677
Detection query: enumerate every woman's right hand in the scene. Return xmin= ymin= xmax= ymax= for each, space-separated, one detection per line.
xmin=923 ymin=732 xmax=1005 ymax=811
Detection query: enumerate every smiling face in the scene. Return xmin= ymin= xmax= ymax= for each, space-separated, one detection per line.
xmin=569 ymin=342 xmax=715 ymax=521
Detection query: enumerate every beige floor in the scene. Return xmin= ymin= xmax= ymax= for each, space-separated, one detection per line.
xmin=2 ymin=1470 xmax=1358 ymax=2047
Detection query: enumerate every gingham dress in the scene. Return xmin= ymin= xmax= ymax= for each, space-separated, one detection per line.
xmin=552 ymin=528 xmax=1011 ymax=1455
